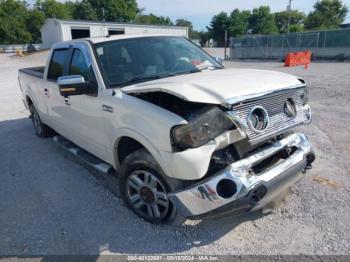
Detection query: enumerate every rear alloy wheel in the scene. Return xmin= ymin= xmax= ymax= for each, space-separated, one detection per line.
xmin=126 ymin=170 xmax=170 ymax=221
xmin=30 ymin=105 xmax=54 ymax=138
xmin=32 ymin=108 xmax=43 ymax=135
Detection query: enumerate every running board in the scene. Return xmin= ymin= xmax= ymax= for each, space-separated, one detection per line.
xmin=53 ymin=135 xmax=115 ymax=175
xmin=53 ymin=135 xmax=120 ymax=196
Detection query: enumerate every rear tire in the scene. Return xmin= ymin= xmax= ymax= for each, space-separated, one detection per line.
xmin=30 ymin=105 xmax=54 ymax=138
xmin=119 ymin=148 xmax=186 ymax=225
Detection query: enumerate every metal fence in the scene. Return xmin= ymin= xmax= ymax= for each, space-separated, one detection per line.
xmin=0 ymin=44 xmax=44 ymax=53
xmin=230 ymin=28 xmax=350 ymax=61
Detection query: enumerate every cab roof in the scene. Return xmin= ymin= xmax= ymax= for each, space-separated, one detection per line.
xmin=54 ymin=34 xmax=185 ymax=48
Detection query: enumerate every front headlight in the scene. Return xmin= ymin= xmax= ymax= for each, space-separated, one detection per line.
xmin=171 ymin=107 xmax=234 ymax=150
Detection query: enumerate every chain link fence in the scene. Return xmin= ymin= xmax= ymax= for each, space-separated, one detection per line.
xmin=230 ymin=28 xmax=350 ymax=61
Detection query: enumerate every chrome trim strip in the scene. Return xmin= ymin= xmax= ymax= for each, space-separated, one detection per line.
xmin=168 ymin=133 xmax=312 ymax=216
xmin=58 ymin=75 xmax=85 ymax=85
xmin=225 ymin=84 xmax=306 ymax=106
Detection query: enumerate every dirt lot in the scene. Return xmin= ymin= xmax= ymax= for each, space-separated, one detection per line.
xmin=0 ymin=52 xmax=349 ymax=256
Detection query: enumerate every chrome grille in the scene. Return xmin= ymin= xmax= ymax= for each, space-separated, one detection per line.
xmin=232 ymin=88 xmax=307 ymax=142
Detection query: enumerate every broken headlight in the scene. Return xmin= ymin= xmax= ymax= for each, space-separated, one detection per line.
xmin=171 ymin=107 xmax=234 ymax=150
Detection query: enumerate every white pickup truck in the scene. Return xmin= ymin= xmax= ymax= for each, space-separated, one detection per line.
xmin=18 ymin=35 xmax=315 ymax=224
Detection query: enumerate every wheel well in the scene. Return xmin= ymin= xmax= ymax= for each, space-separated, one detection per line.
xmin=117 ymin=137 xmax=145 ymax=165
xmin=26 ymin=96 xmax=33 ymax=109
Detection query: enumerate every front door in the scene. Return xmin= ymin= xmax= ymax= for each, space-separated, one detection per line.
xmin=62 ymin=45 xmax=108 ymax=161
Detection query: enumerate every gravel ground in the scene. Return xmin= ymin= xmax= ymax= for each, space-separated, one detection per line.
xmin=0 ymin=52 xmax=349 ymax=256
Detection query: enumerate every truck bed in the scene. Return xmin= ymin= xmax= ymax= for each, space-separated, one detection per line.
xmin=19 ymin=66 xmax=45 ymax=79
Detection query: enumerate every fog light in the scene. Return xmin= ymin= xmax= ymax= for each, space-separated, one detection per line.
xmin=216 ymin=179 xmax=237 ymax=199
xmin=250 ymin=185 xmax=268 ymax=203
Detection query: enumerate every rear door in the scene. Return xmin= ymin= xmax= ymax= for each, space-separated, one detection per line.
xmin=45 ymin=47 xmax=71 ymax=133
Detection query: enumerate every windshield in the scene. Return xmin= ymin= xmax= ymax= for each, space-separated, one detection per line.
xmin=94 ymin=36 xmax=223 ymax=87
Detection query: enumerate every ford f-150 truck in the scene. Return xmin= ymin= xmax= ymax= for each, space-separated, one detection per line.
xmin=18 ymin=35 xmax=315 ymax=224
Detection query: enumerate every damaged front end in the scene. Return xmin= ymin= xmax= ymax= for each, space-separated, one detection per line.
xmin=130 ymin=91 xmax=246 ymax=153
xmin=168 ymin=133 xmax=315 ymax=218
xmin=170 ymin=106 xmax=235 ymax=151
xmin=129 ymin=86 xmax=314 ymax=217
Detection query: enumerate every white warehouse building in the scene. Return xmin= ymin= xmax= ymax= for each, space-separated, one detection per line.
xmin=41 ymin=19 xmax=189 ymax=48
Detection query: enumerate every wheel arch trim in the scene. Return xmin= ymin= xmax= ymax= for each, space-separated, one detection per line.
xmin=112 ymin=128 xmax=172 ymax=177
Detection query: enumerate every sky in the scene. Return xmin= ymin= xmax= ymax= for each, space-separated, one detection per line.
xmin=137 ymin=0 xmax=350 ymax=30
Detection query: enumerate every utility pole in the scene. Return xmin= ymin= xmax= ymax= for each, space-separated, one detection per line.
xmin=224 ymin=30 xmax=228 ymax=60
xmin=287 ymin=0 xmax=293 ymax=34
xmin=102 ymin=8 xmax=105 ymax=22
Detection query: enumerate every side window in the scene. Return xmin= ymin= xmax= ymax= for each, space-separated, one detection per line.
xmin=47 ymin=49 xmax=68 ymax=81
xmin=69 ymin=49 xmax=91 ymax=81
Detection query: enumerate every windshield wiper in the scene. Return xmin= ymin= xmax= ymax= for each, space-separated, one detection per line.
xmin=196 ymin=64 xmax=224 ymax=71
xmin=129 ymin=74 xmax=164 ymax=82
xmin=110 ymin=74 xmax=171 ymax=87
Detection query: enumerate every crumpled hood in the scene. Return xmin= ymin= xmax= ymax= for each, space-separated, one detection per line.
xmin=121 ymin=68 xmax=305 ymax=104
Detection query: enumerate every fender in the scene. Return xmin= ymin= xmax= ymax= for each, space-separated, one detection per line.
xmin=24 ymin=89 xmax=51 ymax=125
xmin=24 ymin=89 xmax=36 ymax=110
xmin=111 ymin=127 xmax=173 ymax=178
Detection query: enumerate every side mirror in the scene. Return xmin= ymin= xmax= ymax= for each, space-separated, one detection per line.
xmin=58 ymin=75 xmax=97 ymax=96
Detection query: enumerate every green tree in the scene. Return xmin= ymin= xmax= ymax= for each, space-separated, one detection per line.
xmin=134 ymin=13 xmax=173 ymax=25
xmin=275 ymin=10 xmax=305 ymax=33
xmin=190 ymin=30 xmax=200 ymax=39
xmin=175 ymin=18 xmax=196 ymax=38
xmin=26 ymin=9 xmax=45 ymax=42
xmin=228 ymin=9 xmax=250 ymax=37
xmin=304 ymin=0 xmax=348 ymax=30
xmin=198 ymin=31 xmax=210 ymax=47
xmin=175 ymin=18 xmax=193 ymax=31
xmin=34 ymin=0 xmax=72 ymax=19
xmin=0 ymin=0 xmax=32 ymax=44
xmin=207 ymin=12 xmax=229 ymax=46
xmin=63 ymin=1 xmax=75 ymax=16
xmin=248 ymin=6 xmax=278 ymax=35
xmin=289 ymin=24 xmax=304 ymax=33
xmin=87 ymin=0 xmax=137 ymax=22
xmin=70 ymin=0 xmax=97 ymax=20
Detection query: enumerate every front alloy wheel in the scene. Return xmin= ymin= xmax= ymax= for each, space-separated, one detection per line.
xmin=119 ymin=148 xmax=186 ymax=225
xmin=126 ymin=170 xmax=170 ymax=221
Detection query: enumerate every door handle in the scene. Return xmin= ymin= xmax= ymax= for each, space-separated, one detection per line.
xmin=102 ymin=104 xmax=113 ymax=113
xmin=64 ymin=97 xmax=71 ymax=106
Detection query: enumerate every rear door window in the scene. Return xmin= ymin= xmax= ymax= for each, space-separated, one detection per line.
xmin=47 ymin=49 xmax=69 ymax=81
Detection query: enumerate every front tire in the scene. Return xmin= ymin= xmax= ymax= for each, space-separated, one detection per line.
xmin=30 ymin=105 xmax=54 ymax=138
xmin=119 ymin=149 xmax=186 ymax=225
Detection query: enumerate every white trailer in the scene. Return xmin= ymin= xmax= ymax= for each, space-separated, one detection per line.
xmin=41 ymin=19 xmax=188 ymax=48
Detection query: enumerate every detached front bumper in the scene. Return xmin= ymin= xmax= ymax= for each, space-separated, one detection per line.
xmin=168 ymin=133 xmax=314 ymax=218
